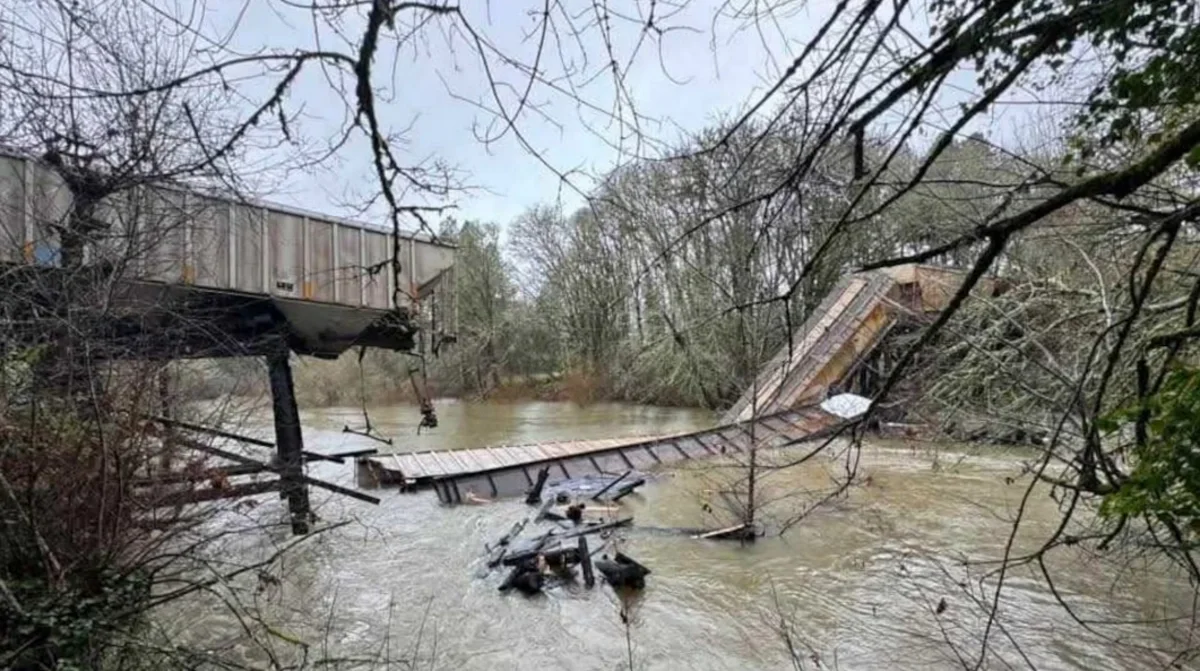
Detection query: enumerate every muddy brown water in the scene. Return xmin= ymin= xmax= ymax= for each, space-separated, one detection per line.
xmin=171 ymin=400 xmax=1197 ymax=670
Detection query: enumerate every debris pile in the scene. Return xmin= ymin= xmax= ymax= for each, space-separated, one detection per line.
xmin=481 ymin=467 xmax=650 ymax=597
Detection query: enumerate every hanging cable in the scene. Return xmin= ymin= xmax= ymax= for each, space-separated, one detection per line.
xmin=342 ymin=345 xmax=394 ymax=446
xmin=405 ymin=349 xmax=438 ymax=434
xmin=388 ymin=242 xmax=444 ymax=433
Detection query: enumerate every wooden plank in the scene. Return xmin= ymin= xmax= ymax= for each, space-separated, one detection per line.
xmin=148 ymin=415 xmax=348 ymax=463
xmin=693 ymin=523 xmax=752 ymax=540
xmin=449 ymin=450 xmax=479 ymax=474
xmin=740 ymin=420 xmax=780 ymax=442
xmin=524 ymin=444 xmax=558 ymax=461
xmin=511 ymin=445 xmax=542 ymax=463
xmin=147 ymin=415 xmax=273 ymax=447
xmin=771 ymin=411 xmax=808 ymax=433
xmin=503 ymin=447 xmax=531 ymax=466
xmin=411 ymin=452 xmax=440 ymax=476
xmin=422 ymin=455 xmax=445 ymax=477
xmin=325 ymin=448 xmax=379 ymax=459
xmin=391 ymin=454 xmax=419 ymax=478
xmin=761 ymin=415 xmax=796 ymax=436
xmin=388 ymin=454 xmax=409 ymax=474
xmin=692 ymin=433 xmax=720 ymax=454
xmin=462 ymin=448 xmax=497 ymax=470
xmin=485 ymin=446 xmax=518 ymax=467
xmin=615 ymin=448 xmax=637 ymax=469
xmin=365 ymin=410 xmax=836 ymax=495
xmin=721 ymin=430 xmax=752 ymax=452
xmin=447 ymin=449 xmax=481 ymax=472
xmin=772 ymin=423 xmax=807 ymax=441
xmin=673 ymin=436 xmax=709 ymax=458
xmin=476 ymin=448 xmax=505 ymax=469
xmin=558 ymin=440 xmax=589 ymax=455
xmin=538 ymin=441 xmax=572 ymax=459
xmin=467 ymin=449 xmax=496 ymax=470
xmin=741 ymin=277 xmax=868 ymax=418
xmin=420 ymin=451 xmax=451 ymax=476
xmin=437 ymin=449 xmax=472 ymax=474
xmin=725 ymin=274 xmax=894 ymax=423
xmin=642 ymin=444 xmax=662 ymax=463
xmin=412 ymin=455 xmax=437 ymax=478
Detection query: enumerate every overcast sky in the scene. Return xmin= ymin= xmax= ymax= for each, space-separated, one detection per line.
xmin=197 ymin=1 xmax=836 ymax=229
xmin=201 ymin=1 xmax=1029 ymax=233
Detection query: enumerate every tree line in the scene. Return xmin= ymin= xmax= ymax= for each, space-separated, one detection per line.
xmin=429 ymin=124 xmax=1040 ymax=409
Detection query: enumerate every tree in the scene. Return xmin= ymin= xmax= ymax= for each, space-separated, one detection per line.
xmin=436 ymin=218 xmax=513 ymax=394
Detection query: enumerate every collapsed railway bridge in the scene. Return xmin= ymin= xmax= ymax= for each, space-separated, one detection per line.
xmin=360 ymin=264 xmax=992 ymax=504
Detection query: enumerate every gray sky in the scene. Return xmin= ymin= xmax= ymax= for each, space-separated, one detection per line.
xmin=205 ymin=0 xmax=829 ymax=229
xmin=202 ymin=1 xmax=1032 ymax=233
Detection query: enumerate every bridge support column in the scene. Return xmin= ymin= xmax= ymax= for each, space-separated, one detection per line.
xmin=267 ymin=349 xmax=311 ymax=535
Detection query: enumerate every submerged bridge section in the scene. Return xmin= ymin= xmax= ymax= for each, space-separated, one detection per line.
xmin=722 ymin=263 xmax=976 ymax=424
xmin=362 ymin=263 xmax=978 ymax=503
xmin=362 ymin=407 xmax=845 ymax=504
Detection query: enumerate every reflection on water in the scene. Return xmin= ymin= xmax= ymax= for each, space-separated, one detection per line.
xmin=170 ymin=401 xmax=1197 ymax=670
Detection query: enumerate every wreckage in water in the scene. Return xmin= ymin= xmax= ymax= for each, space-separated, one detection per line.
xmin=359 ymin=263 xmax=993 ymax=503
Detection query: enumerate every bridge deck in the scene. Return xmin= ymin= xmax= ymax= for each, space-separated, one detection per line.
xmin=722 ymin=271 xmax=899 ymax=423
xmin=356 ymin=264 xmax=976 ymax=504
xmin=359 ymin=406 xmax=848 ymax=503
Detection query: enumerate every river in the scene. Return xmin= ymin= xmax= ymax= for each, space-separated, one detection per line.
xmin=174 ymin=399 xmax=1197 ymax=670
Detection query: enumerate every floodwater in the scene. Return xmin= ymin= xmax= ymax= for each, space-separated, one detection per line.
xmin=172 ymin=399 xmax=1199 ymax=670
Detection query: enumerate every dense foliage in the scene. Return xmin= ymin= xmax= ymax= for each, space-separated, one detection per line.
xmin=1101 ymin=366 xmax=1200 ymax=529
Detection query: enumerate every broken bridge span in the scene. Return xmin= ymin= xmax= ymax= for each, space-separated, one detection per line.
xmin=360 ymin=263 xmax=986 ymax=503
